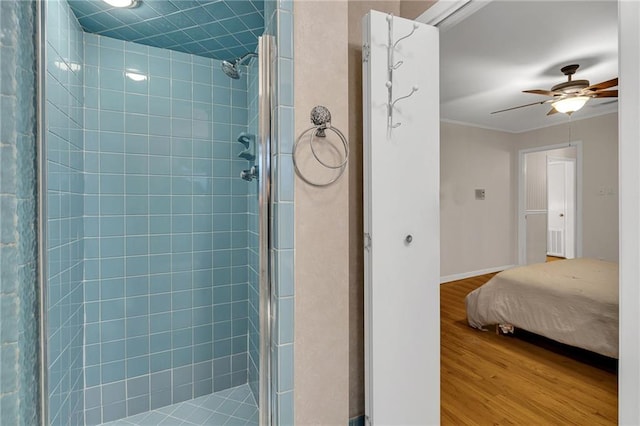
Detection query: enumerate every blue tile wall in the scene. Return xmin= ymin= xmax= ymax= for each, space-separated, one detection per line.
xmin=45 ymin=0 xmax=86 ymax=425
xmin=82 ymin=34 xmax=252 ymax=424
xmin=0 ymin=1 xmax=274 ymax=425
xmin=67 ymin=0 xmax=265 ymax=62
xmin=264 ymin=0 xmax=295 ymax=424
xmin=0 ymin=1 xmax=40 ymax=424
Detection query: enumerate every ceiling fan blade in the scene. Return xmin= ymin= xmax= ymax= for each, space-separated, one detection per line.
xmin=547 ymin=108 xmax=559 ymax=116
xmin=491 ymin=100 xmax=551 ymax=114
xmin=592 ymin=90 xmax=618 ymax=98
xmin=586 ymin=77 xmax=618 ymax=91
xmin=523 ymin=89 xmax=561 ymax=97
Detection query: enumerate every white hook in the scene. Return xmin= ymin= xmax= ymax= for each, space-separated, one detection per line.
xmin=393 ymin=23 xmax=419 ymax=49
xmin=391 ymin=85 xmax=419 ymax=108
xmin=390 ymin=60 xmax=404 ymax=70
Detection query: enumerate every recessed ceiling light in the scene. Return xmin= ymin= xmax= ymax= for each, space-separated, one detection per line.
xmin=102 ymin=0 xmax=140 ymax=8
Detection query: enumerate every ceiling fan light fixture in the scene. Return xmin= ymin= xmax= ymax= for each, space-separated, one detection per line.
xmin=552 ymin=96 xmax=590 ymax=114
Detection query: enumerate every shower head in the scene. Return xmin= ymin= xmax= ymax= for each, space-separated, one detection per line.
xmin=222 ymin=60 xmax=240 ymax=79
xmin=221 ymin=52 xmax=258 ymax=80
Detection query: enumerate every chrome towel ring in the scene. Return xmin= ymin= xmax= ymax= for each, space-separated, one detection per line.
xmin=293 ymin=106 xmax=349 ymax=187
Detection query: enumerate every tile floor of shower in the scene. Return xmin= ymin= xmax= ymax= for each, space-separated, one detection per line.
xmin=101 ymin=384 xmax=257 ymax=426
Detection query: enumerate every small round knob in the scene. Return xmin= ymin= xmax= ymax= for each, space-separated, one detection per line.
xmin=405 ymin=235 xmax=413 ymax=244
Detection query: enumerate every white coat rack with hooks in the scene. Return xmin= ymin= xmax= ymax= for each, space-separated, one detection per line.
xmin=386 ymin=14 xmax=419 ymax=133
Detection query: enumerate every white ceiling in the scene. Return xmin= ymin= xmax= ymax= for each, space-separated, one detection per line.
xmin=436 ymin=0 xmax=618 ymax=133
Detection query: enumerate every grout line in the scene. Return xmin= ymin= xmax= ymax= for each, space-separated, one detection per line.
xmin=101 ymin=383 xmax=256 ymax=425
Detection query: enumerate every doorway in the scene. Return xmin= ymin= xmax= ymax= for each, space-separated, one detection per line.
xmin=418 ymin=0 xmax=639 ymax=423
xmin=519 ymin=143 xmax=581 ymax=265
xmin=547 ymin=156 xmax=576 ymax=259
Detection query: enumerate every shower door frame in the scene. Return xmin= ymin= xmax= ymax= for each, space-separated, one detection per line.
xmin=36 ymin=0 xmax=49 ymax=425
xmin=257 ymin=34 xmax=275 ymax=426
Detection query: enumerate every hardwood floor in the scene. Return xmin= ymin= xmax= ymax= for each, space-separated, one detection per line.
xmin=441 ymin=273 xmax=618 ymax=425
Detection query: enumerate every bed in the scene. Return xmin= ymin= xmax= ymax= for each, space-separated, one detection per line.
xmin=465 ymin=258 xmax=619 ymax=359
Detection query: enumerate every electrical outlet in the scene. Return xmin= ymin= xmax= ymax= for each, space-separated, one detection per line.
xmin=475 ymin=189 xmax=485 ymax=200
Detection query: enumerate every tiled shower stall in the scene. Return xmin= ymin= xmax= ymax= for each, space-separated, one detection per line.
xmin=0 ymin=0 xmax=295 ymax=424
xmin=45 ymin=0 xmax=262 ymax=424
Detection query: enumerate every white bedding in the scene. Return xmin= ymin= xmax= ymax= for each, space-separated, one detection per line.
xmin=465 ymin=258 xmax=619 ymax=358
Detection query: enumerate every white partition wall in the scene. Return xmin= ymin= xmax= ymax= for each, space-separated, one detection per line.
xmin=363 ymin=10 xmax=440 ymax=425
xmin=618 ymin=0 xmax=640 ymax=423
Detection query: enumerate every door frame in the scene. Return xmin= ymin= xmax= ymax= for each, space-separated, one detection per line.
xmin=617 ymin=1 xmax=640 ymax=422
xmin=518 ymin=142 xmax=583 ymax=265
xmin=546 ymin=155 xmax=577 ymax=259
xmin=420 ymin=0 xmax=640 ymax=422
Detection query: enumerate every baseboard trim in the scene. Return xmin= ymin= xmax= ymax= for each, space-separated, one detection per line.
xmin=440 ymin=264 xmax=517 ymax=284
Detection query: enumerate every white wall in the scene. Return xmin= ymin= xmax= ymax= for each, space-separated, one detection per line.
xmin=440 ymin=122 xmax=517 ymax=279
xmin=516 ymin=113 xmax=619 ymax=262
xmin=618 ymin=1 xmax=640 ymax=420
xmin=440 ymin=112 xmax=618 ymax=280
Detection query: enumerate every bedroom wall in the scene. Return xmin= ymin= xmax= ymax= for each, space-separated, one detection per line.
xmin=440 ymin=122 xmax=517 ymax=280
xmin=516 ymin=112 xmax=619 ymax=262
xmin=441 ymin=112 xmax=618 ymax=280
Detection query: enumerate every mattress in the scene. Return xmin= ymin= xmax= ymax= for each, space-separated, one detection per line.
xmin=465 ymin=258 xmax=619 ymax=358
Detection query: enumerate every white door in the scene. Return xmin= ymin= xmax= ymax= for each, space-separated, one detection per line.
xmin=547 ymin=158 xmax=576 ymax=258
xmin=363 ymin=10 xmax=440 ymax=425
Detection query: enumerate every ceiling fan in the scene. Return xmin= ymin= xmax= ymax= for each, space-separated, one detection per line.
xmin=491 ymin=64 xmax=618 ymax=116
